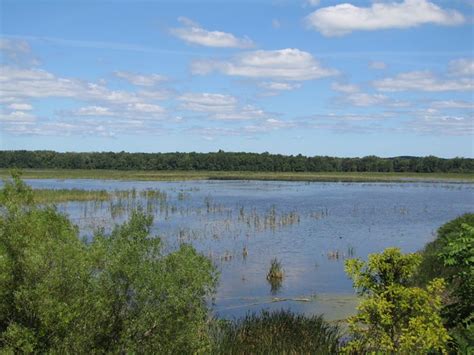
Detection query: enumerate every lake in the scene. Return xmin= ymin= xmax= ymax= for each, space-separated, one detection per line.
xmin=24 ymin=179 xmax=474 ymax=320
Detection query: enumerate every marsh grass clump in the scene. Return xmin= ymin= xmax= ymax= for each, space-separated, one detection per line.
xmin=266 ymin=258 xmax=284 ymax=294
xmin=33 ymin=188 xmax=111 ymax=203
xmin=266 ymin=258 xmax=284 ymax=282
xmin=211 ymin=310 xmax=340 ymax=354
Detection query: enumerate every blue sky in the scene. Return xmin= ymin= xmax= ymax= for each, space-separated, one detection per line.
xmin=0 ymin=0 xmax=473 ymax=157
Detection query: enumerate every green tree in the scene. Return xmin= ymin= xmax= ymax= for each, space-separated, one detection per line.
xmin=0 ymin=175 xmax=217 ymax=353
xmin=438 ymin=223 xmax=474 ymax=353
xmin=344 ymin=248 xmax=449 ymax=353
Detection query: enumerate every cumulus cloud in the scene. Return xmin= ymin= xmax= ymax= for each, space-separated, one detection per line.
xmin=430 ymin=100 xmax=474 ymax=109
xmin=75 ymin=106 xmax=114 ymax=116
xmin=0 ymin=38 xmax=40 ymax=66
xmin=0 ymin=110 xmax=36 ymax=123
xmin=331 ymin=82 xmax=360 ymax=94
xmin=188 ymin=118 xmax=295 ymax=139
xmin=179 ymin=93 xmax=237 ymax=113
xmin=0 ymin=66 xmax=170 ymax=108
xmin=259 ymin=82 xmax=302 ymax=91
xmin=448 ymin=58 xmax=474 ymax=77
xmin=7 ymin=103 xmax=33 ymax=111
xmin=373 ymin=71 xmax=474 ymax=92
xmin=305 ymin=0 xmax=465 ymax=36
xmin=114 ymin=71 xmax=167 ymax=86
xmin=170 ymin=17 xmax=254 ymax=48
xmin=332 ymin=82 xmax=399 ymax=107
xmin=406 ymin=109 xmax=473 ymax=136
xmin=179 ymin=92 xmax=273 ymax=121
xmin=191 ymin=48 xmax=338 ymax=81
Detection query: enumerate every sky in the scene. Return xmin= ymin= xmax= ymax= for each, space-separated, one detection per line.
xmin=0 ymin=0 xmax=473 ymax=157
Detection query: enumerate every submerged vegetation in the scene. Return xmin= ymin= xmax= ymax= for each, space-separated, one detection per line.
xmin=0 ymin=174 xmax=472 ymax=353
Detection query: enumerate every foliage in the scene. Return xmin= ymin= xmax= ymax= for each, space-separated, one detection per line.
xmin=344 ymin=247 xmax=449 ymax=353
xmin=0 ymin=175 xmax=217 ymax=353
xmin=415 ymin=214 xmax=474 ymax=352
xmin=437 ymin=223 xmax=474 ymax=353
xmin=211 ymin=310 xmax=340 ymax=354
xmin=416 ymin=213 xmax=474 ymax=286
xmin=1 ymin=150 xmax=473 ymax=173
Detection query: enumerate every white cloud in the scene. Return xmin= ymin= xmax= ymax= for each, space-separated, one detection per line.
xmin=192 ymin=48 xmax=338 ymax=81
xmin=179 ymin=93 xmax=237 ymax=113
xmin=430 ymin=100 xmax=474 ymax=109
xmin=272 ymin=19 xmax=281 ymax=29
xmin=170 ymin=17 xmax=254 ymax=48
xmin=114 ymin=71 xmax=167 ymax=86
xmin=407 ymin=109 xmax=473 ymax=136
xmin=179 ymin=92 xmax=272 ymax=121
xmin=0 ymin=110 xmax=36 ymax=123
xmin=345 ymin=93 xmax=389 ymax=107
xmin=448 ymin=58 xmax=474 ymax=77
xmin=7 ymin=103 xmax=33 ymax=111
xmin=305 ymin=0 xmax=465 ymax=36
xmin=0 ymin=38 xmax=39 ymax=66
xmin=75 ymin=106 xmax=115 ymax=116
xmin=127 ymin=102 xmax=165 ymax=114
xmin=0 ymin=66 xmax=170 ymax=108
xmin=369 ymin=61 xmax=387 ymax=70
xmin=332 ymin=81 xmax=410 ymax=107
xmin=212 ymin=105 xmax=269 ymax=121
xmin=373 ymin=71 xmax=474 ymax=92
xmin=331 ymin=82 xmax=360 ymax=94
xmin=259 ymin=81 xmax=302 ymax=91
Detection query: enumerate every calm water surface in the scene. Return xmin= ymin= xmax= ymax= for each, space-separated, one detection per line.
xmin=25 ymin=179 xmax=474 ymax=320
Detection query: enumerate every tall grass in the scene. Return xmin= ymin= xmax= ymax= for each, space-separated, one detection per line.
xmin=211 ymin=310 xmax=340 ymax=354
xmin=33 ymin=188 xmax=111 ymax=203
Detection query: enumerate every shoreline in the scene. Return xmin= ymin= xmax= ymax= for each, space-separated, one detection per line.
xmin=1 ymin=169 xmax=473 ymax=183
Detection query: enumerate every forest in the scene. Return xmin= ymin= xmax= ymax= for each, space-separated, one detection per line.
xmin=1 ymin=150 xmax=473 ymax=173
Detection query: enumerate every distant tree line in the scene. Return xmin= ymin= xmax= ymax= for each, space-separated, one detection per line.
xmin=0 ymin=150 xmax=473 ymax=173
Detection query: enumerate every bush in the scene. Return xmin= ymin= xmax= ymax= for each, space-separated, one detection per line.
xmin=416 ymin=214 xmax=474 ymax=353
xmin=416 ymin=213 xmax=474 ymax=286
xmin=344 ymin=248 xmax=449 ymax=353
xmin=0 ymin=175 xmax=217 ymax=353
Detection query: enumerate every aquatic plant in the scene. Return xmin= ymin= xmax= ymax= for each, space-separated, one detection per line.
xmin=267 ymin=258 xmax=284 ymax=282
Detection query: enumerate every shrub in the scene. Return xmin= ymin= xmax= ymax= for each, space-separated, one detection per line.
xmin=0 ymin=175 xmax=217 ymax=353
xmin=344 ymin=248 xmax=449 ymax=353
xmin=416 ymin=213 xmax=474 ymax=285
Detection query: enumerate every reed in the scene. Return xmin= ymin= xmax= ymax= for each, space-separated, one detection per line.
xmin=211 ymin=310 xmax=341 ymax=354
xmin=33 ymin=188 xmax=111 ymax=203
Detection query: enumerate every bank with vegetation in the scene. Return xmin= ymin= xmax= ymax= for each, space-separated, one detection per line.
xmin=1 ymin=150 xmax=473 ymax=173
xmin=0 ymin=175 xmax=472 ymax=353
xmin=1 ymin=168 xmax=473 ymax=183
